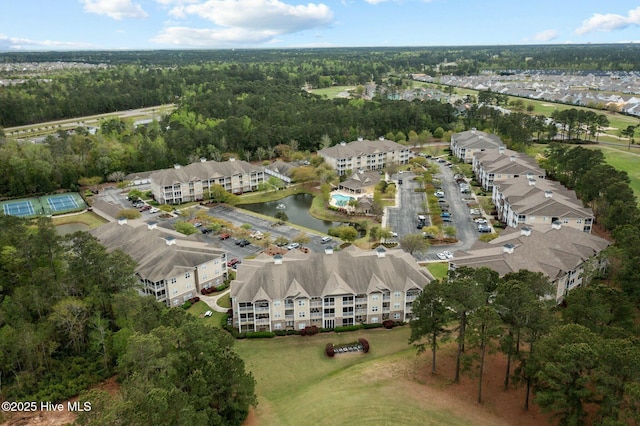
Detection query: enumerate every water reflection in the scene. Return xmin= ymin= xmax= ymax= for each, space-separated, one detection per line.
xmin=239 ymin=193 xmax=339 ymax=234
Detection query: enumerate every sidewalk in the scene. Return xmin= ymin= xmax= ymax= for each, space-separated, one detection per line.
xmin=199 ymin=288 xmax=231 ymax=313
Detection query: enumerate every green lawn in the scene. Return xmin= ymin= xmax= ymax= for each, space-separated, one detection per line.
xmin=587 ymin=145 xmax=640 ymax=201
xmin=308 ymin=86 xmax=355 ymax=99
xmin=234 ymin=327 xmax=480 ymax=426
xmin=425 ymin=262 xmax=449 ymax=279
xmin=51 ymin=211 xmax=108 ymax=228
xmin=186 ymin=301 xmax=225 ymax=328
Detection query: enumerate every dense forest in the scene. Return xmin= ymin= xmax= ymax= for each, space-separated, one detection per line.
xmin=0 ymin=217 xmax=256 ymax=424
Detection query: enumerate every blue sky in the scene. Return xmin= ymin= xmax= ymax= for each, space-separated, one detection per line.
xmin=1 ymin=0 xmax=640 ymax=51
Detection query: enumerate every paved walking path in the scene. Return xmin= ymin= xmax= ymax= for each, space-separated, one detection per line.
xmin=199 ymin=288 xmax=231 ymax=313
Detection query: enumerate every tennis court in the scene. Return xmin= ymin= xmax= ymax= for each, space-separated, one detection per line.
xmin=0 ymin=193 xmax=87 ymax=218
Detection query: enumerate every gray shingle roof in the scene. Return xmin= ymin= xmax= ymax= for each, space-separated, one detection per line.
xmin=451 ymin=224 xmax=608 ymax=279
xmin=318 ymin=138 xmax=407 ymax=159
xmin=90 ymin=220 xmax=226 ymax=282
xmin=452 ymin=130 xmax=504 ymax=148
xmin=149 ymin=159 xmax=263 ymax=187
xmin=231 ymin=245 xmax=434 ymax=301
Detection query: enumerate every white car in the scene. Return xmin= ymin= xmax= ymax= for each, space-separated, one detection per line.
xmin=149 ymin=207 xmax=160 ymax=214
xmin=436 ymin=253 xmax=447 ymax=260
xmin=474 ymin=218 xmax=487 ymax=224
xmin=204 ymin=310 xmax=213 ymax=317
xmin=443 ymin=251 xmax=454 ymax=259
xmin=390 ymin=232 xmax=398 ymax=238
xmin=286 ymin=242 xmax=300 ymax=250
xmin=320 ymin=236 xmax=333 ymax=244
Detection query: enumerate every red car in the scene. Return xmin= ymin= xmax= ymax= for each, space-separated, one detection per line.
xmin=219 ymin=233 xmax=231 ymax=240
xmin=227 ymin=258 xmax=240 ymax=267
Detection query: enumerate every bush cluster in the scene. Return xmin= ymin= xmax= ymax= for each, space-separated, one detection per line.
xmin=334 ymin=324 xmax=364 ymax=333
xmin=300 ymin=325 xmax=319 ymax=336
xmin=246 ymin=331 xmax=276 ymax=339
xmin=383 ymin=319 xmax=395 ymax=329
xmin=358 ymin=338 xmax=370 ymax=353
xmin=363 ymin=323 xmax=383 ymax=329
xmin=325 ymin=343 xmax=335 ymax=357
xmin=181 ymin=301 xmax=192 ymax=310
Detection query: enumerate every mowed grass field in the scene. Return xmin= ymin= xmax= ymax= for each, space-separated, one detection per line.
xmin=234 ymin=327 xmax=507 ymax=426
xmin=591 ymin=145 xmax=640 ymax=200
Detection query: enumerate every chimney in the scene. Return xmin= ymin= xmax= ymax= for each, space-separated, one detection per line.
xmin=471 ymin=128 xmax=477 ymax=134
xmin=165 ymin=236 xmax=176 ymax=246
xmin=379 ymin=136 xmax=385 ymax=141
xmin=229 ymin=157 xmax=235 ymax=162
xmin=200 ymin=157 xmax=207 ymax=162
xmin=324 ymin=246 xmax=334 ymax=255
xmin=520 ymin=226 xmax=532 ymax=237
xmin=274 ymin=254 xmax=283 ymax=265
xmin=498 ymin=146 xmax=506 ymax=154
xmin=509 ymin=155 xmax=516 ymax=162
xmin=147 ymin=221 xmax=158 ymax=230
xmin=340 ymin=141 xmax=346 ymax=146
xmin=117 ymin=217 xmax=128 ymax=225
xmin=174 ymin=164 xmax=181 ymax=169
xmin=357 ymin=137 xmax=364 ymax=141
xmin=503 ymin=243 xmax=515 ymax=254
xmin=528 ymin=177 xmax=536 ymax=186
xmin=551 ymin=220 xmax=562 ymax=230
xmin=376 ymin=246 xmax=386 ymax=258
xmin=544 ymin=190 xmax=553 ymax=198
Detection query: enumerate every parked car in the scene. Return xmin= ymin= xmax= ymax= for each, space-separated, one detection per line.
xmin=139 ymin=205 xmax=151 ymax=212
xmin=250 ymin=231 xmax=263 ymax=239
xmin=474 ymin=218 xmax=487 ymax=224
xmin=320 ymin=236 xmax=332 ymax=244
xmin=443 ymin=251 xmax=454 ymax=259
xmin=227 ymin=258 xmax=240 ymax=267
xmin=436 ymin=252 xmax=447 ymax=260
xmin=219 ymin=233 xmax=231 ymax=240
xmin=149 ymin=207 xmax=160 ymax=214
xmin=390 ymin=232 xmax=398 ymax=238
xmin=201 ymin=228 xmax=213 ymax=234
xmin=478 ymin=224 xmax=492 ymax=233
xmin=238 ymin=239 xmax=250 ymax=247
xmin=286 ymin=242 xmax=300 ymax=250
xmin=204 ymin=310 xmax=213 ymax=317
xmin=434 ymin=190 xmax=445 ymax=198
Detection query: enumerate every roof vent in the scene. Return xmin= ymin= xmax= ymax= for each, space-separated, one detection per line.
xmin=551 ymin=220 xmax=562 ymax=230
xmin=324 ymin=246 xmax=334 ymax=255
xmin=340 ymin=141 xmax=346 ymax=146
xmin=147 ymin=221 xmax=158 ymax=230
xmin=117 ymin=217 xmax=128 ymax=225
xmin=200 ymin=157 xmax=207 ymax=163
xmin=544 ymin=190 xmax=553 ymax=198
xmin=357 ymin=137 xmax=364 ymax=141
xmin=503 ymin=243 xmax=515 ymax=254
xmin=165 ymin=236 xmax=176 ymax=246
xmin=509 ymin=155 xmax=516 ymax=162
xmin=498 ymin=146 xmax=506 ymax=154
xmin=379 ymin=136 xmax=385 ymax=141
xmin=376 ymin=246 xmax=386 ymax=258
xmin=528 ymin=177 xmax=536 ymax=186
xmin=521 ymin=226 xmax=532 ymax=237
xmin=229 ymin=157 xmax=235 ymax=162
xmin=274 ymin=254 xmax=283 ymax=265
xmin=173 ymin=164 xmax=181 ymax=169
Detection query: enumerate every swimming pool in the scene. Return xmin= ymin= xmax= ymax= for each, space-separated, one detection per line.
xmin=331 ymin=193 xmax=355 ymax=207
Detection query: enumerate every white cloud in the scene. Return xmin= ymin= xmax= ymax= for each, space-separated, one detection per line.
xmin=150 ymin=26 xmax=279 ymax=46
xmin=532 ymin=29 xmax=558 ymax=42
xmin=80 ymin=0 xmax=148 ymax=20
xmin=154 ymin=0 xmax=199 ymax=5
xmin=0 ymin=34 xmax=92 ymax=50
xmin=155 ymin=0 xmax=334 ymax=46
xmin=575 ymin=6 xmax=640 ymax=35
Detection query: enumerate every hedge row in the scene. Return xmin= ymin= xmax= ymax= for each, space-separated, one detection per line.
xmin=334 ymin=324 xmax=364 ymax=333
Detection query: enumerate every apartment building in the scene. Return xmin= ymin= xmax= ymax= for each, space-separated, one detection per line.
xmin=230 ymin=245 xmax=434 ymax=332
xmin=473 ymin=147 xmax=546 ymax=191
xmin=149 ymin=158 xmax=265 ymax=204
xmin=450 ymin=223 xmax=609 ymax=302
xmin=492 ymin=176 xmax=595 ymax=233
xmin=90 ymin=219 xmax=228 ymax=307
xmin=318 ymin=137 xmax=411 ymax=176
xmin=450 ymin=129 xmax=504 ymax=163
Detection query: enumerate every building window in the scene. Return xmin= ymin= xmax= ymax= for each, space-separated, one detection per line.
xmin=274 ymin=312 xmax=281 ymax=318
xmin=371 ymin=317 xmax=379 ymax=323
xmin=202 ymin=274 xmax=208 ymax=280
xmin=394 ymin=292 xmax=401 ymax=298
xmin=298 ymin=300 xmax=305 ymax=307
xmin=274 ymin=300 xmax=281 ymax=306
xmin=394 ymin=303 xmax=400 ymax=309
xmin=172 ymin=288 xmax=178 ymax=295
xmin=299 ymin=312 xmax=306 ymax=318
xmin=372 ymin=306 xmax=379 ymax=312
xmin=393 ymin=313 xmax=401 ymax=320
xmin=274 ymin=323 xmax=282 ymax=330
xmin=202 ymin=264 xmax=208 ymax=269
xmin=372 ymin=294 xmax=379 ymax=301
xmin=563 ymin=219 xmax=569 ymax=224
xmin=170 ymin=277 xmax=177 ymax=284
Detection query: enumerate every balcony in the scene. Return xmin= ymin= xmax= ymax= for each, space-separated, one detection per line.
xmin=310 ymin=301 xmax=322 ymax=308
xmin=239 ymin=306 xmax=253 ymax=313
xmin=323 ymin=302 xmax=335 ymax=307
xmin=355 ymin=298 xmax=367 ymax=304
xmin=285 ymin=315 xmax=294 ymax=320
xmin=255 ymin=307 xmax=270 ymax=313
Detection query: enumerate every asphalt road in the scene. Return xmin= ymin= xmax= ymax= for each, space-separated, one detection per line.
xmin=385 ymin=171 xmax=428 ymax=240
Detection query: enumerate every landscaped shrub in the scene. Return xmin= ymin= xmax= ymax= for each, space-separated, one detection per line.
xmin=305 ymin=325 xmax=319 ymax=336
xmin=358 ymin=338 xmax=370 ymax=353
xmin=275 ymin=330 xmax=287 ymax=336
xmin=326 ymin=343 xmax=335 ymax=357
xmin=382 ymin=319 xmax=394 ymax=329
xmin=363 ymin=323 xmax=383 ymax=329
xmin=246 ymin=331 xmax=276 ymax=339
xmin=181 ymin=301 xmax=192 ymax=310
xmin=335 ymin=324 xmax=364 ymax=333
